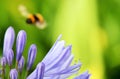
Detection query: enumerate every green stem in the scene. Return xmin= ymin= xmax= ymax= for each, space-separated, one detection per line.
xmin=7 ymin=66 xmax=11 ymax=79
xmin=24 ymin=70 xmax=28 ymax=79
xmin=9 ymin=65 xmax=12 ymax=70
xmin=18 ymin=71 xmax=22 ymax=79
xmin=2 ymin=66 xmax=5 ymax=79
xmin=15 ymin=61 xmax=18 ymax=70
xmin=7 ymin=72 xmax=10 ymax=79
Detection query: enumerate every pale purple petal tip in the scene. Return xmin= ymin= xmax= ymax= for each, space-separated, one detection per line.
xmin=10 ymin=69 xmax=18 ymax=79
xmin=3 ymin=26 xmax=15 ymax=57
xmin=74 ymin=71 xmax=91 ymax=79
xmin=27 ymin=62 xmax=45 ymax=79
xmin=18 ymin=56 xmax=25 ymax=72
xmin=27 ymin=44 xmax=37 ymax=71
xmin=43 ymin=34 xmax=62 ymax=61
xmin=36 ymin=62 xmax=45 ymax=79
xmin=6 ymin=49 xmax=14 ymax=66
xmin=16 ymin=30 xmax=26 ymax=61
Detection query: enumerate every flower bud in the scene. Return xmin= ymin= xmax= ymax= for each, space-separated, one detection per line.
xmin=27 ymin=44 xmax=37 ymax=71
xmin=3 ymin=27 xmax=15 ymax=57
xmin=16 ymin=30 xmax=26 ymax=62
xmin=0 ymin=57 xmax=6 ymax=67
xmin=10 ymin=69 xmax=18 ymax=79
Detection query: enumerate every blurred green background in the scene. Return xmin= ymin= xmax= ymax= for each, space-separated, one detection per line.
xmin=0 ymin=0 xmax=120 ymax=79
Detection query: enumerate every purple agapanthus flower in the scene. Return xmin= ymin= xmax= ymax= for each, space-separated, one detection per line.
xmin=0 ymin=26 xmax=91 ymax=79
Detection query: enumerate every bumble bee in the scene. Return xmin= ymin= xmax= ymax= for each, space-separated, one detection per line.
xmin=19 ymin=5 xmax=47 ymax=29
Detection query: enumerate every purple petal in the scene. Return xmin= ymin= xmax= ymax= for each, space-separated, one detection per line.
xmin=16 ymin=30 xmax=26 ymax=61
xmin=74 ymin=71 xmax=91 ymax=79
xmin=27 ymin=62 xmax=45 ymax=79
xmin=46 ymin=34 xmax=62 ymax=55
xmin=27 ymin=69 xmax=36 ymax=79
xmin=27 ymin=44 xmax=37 ymax=71
xmin=45 ymin=45 xmax=72 ymax=71
xmin=45 ymin=62 xmax=81 ymax=76
xmin=45 ymin=54 xmax=74 ymax=75
xmin=36 ymin=62 xmax=45 ymax=79
xmin=3 ymin=27 xmax=15 ymax=57
xmin=44 ymin=76 xmax=60 ymax=79
xmin=42 ymin=40 xmax=65 ymax=65
xmin=42 ymin=35 xmax=62 ymax=63
xmin=43 ymin=45 xmax=81 ymax=78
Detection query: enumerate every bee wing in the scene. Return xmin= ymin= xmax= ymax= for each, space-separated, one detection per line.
xmin=35 ymin=21 xmax=47 ymax=30
xmin=18 ymin=5 xmax=29 ymax=17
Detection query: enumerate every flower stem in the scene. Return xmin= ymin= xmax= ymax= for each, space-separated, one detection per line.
xmin=2 ymin=66 xmax=5 ymax=79
xmin=15 ymin=61 xmax=18 ymax=70
xmin=9 ymin=65 xmax=12 ymax=70
xmin=24 ymin=70 xmax=28 ymax=79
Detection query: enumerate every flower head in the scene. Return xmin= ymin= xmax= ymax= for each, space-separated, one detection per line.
xmin=27 ymin=35 xmax=82 ymax=79
xmin=0 ymin=26 xmax=91 ymax=79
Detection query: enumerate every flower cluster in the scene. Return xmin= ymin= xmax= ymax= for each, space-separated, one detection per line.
xmin=0 ymin=27 xmax=90 ymax=79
